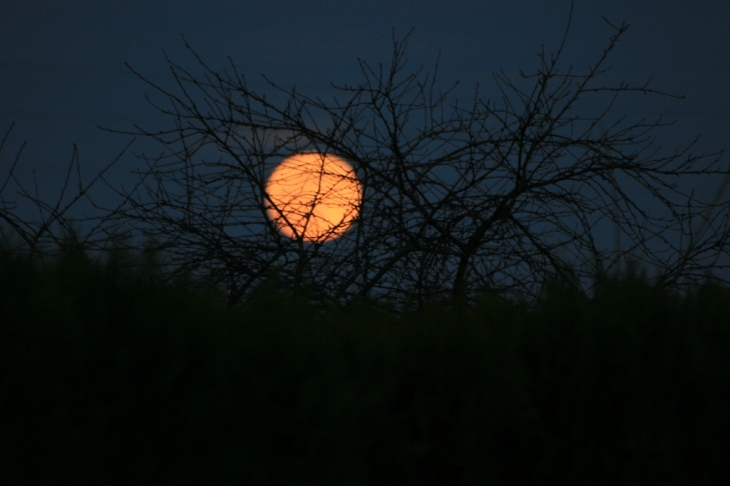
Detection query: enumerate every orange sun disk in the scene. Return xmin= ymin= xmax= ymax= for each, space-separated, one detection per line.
xmin=265 ymin=152 xmax=362 ymax=243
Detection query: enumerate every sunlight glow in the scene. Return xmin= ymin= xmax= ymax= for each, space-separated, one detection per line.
xmin=265 ymin=152 xmax=362 ymax=242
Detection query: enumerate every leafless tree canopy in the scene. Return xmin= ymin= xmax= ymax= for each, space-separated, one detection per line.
xmin=2 ymin=16 xmax=729 ymax=309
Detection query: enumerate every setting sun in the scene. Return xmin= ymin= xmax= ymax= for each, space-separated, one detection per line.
xmin=265 ymin=152 xmax=362 ymax=242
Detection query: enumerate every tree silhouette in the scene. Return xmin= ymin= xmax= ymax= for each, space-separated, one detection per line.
xmin=3 ymin=14 xmax=729 ymax=309
xmin=0 ymin=123 xmax=134 ymax=264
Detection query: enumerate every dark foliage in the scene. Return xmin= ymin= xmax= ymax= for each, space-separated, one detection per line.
xmin=1 ymin=244 xmax=728 ymax=484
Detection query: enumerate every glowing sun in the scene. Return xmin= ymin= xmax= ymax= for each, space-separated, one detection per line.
xmin=265 ymin=152 xmax=362 ymax=243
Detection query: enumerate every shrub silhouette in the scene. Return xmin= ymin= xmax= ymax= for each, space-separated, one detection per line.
xmin=1 ymin=241 xmax=729 ymax=483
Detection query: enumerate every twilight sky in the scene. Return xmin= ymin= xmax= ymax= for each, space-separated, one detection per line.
xmin=1 ymin=0 xmax=729 ymax=232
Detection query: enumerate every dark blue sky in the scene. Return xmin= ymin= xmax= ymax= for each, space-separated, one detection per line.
xmin=1 ymin=0 xmax=729 ymax=224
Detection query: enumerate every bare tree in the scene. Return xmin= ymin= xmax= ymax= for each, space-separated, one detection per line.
xmin=0 ymin=122 xmax=137 ymax=265
xmin=83 ymin=14 xmax=730 ymax=308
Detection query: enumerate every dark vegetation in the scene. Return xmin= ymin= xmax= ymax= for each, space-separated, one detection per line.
xmin=1 ymin=241 xmax=728 ymax=484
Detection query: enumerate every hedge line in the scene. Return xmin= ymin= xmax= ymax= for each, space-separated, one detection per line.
xmin=1 ymin=246 xmax=728 ymax=484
